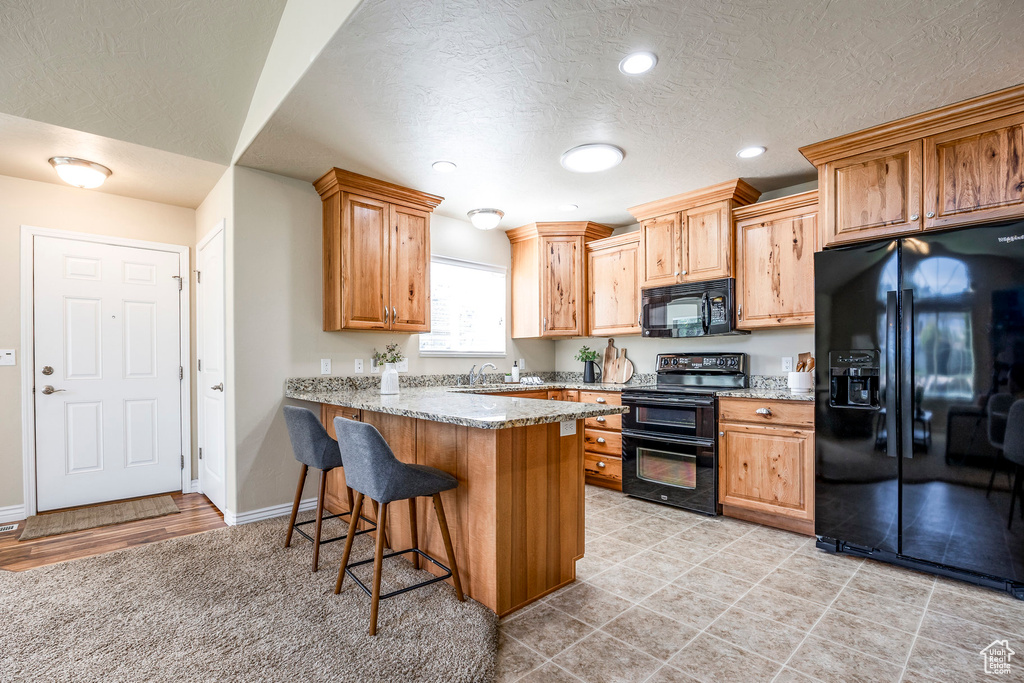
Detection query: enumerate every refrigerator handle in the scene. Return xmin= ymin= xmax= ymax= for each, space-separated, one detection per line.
xmin=901 ymin=289 xmax=915 ymax=459
xmin=885 ymin=291 xmax=898 ymax=459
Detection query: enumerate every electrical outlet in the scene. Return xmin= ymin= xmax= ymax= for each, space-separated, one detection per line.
xmin=781 ymin=356 xmax=794 ymax=372
xmin=397 ymin=359 xmax=409 ymax=372
xmin=320 ymin=358 xmax=331 ymax=375
xmin=0 ymin=349 xmax=14 ymax=366
xmin=354 ymin=359 xmax=364 ymax=373
xmin=370 ymin=359 xmax=380 ymax=374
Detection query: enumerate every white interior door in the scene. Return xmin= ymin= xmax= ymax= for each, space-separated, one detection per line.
xmin=33 ymin=235 xmax=183 ymax=511
xmin=197 ymin=227 xmax=226 ymax=512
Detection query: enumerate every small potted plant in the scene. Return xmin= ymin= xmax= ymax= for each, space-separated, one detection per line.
xmin=373 ymin=343 xmax=404 ymax=395
xmin=575 ymin=345 xmax=602 ymax=383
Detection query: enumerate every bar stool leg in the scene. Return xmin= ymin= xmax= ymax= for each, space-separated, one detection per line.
xmin=312 ymin=469 xmax=328 ymax=572
xmin=371 ymin=499 xmax=390 ymax=549
xmin=369 ymin=501 xmax=389 ymax=636
xmin=432 ymin=493 xmax=464 ymax=601
xmin=335 ymin=492 xmax=364 ymax=594
xmin=408 ymin=497 xmax=420 ymax=570
xmin=284 ymin=464 xmax=308 ymax=548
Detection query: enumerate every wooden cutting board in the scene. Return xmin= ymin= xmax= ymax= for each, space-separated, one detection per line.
xmin=601 ymin=339 xmax=634 ymax=384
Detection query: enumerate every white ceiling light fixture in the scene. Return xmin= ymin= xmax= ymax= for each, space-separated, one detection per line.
xmin=48 ymin=156 xmax=112 ymax=188
xmin=560 ymin=143 xmax=624 ymax=173
xmin=736 ymin=146 xmax=766 ymax=159
xmin=467 ymin=208 xmax=505 ymax=230
xmin=432 ymin=160 xmax=457 ymax=173
xmin=618 ymin=51 xmax=658 ymax=75
xmin=559 ymin=203 xmax=579 ymax=212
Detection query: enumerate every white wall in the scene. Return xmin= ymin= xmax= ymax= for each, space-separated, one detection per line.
xmin=0 ymin=174 xmax=195 ymax=510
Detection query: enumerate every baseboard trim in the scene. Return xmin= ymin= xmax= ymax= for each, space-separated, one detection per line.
xmin=189 ymin=479 xmax=200 ymax=494
xmin=0 ymin=504 xmax=26 ymax=524
xmin=223 ymin=498 xmax=317 ymax=526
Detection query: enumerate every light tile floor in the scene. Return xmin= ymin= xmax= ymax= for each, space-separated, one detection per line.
xmin=497 ymin=486 xmax=1024 ymax=683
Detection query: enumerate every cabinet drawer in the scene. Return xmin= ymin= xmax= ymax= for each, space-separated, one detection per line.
xmin=584 ymin=452 xmax=622 ymax=483
xmin=579 ymin=391 xmax=621 ymax=406
xmin=718 ymin=398 xmax=813 ymax=428
xmin=583 ymin=428 xmax=621 ymax=456
xmin=321 ymin=404 xmax=361 ymax=440
xmin=585 ymin=412 xmax=621 ymax=431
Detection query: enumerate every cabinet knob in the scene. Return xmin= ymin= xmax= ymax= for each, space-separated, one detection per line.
xmin=597 ymin=461 xmax=606 ymax=469
xmin=596 ymin=416 xmax=606 ymax=422
xmin=910 ymin=213 xmax=920 ymax=221
xmin=755 ymin=407 xmax=772 ymax=416
xmin=674 ymin=271 xmax=680 ymax=276
xmin=597 ymin=437 xmax=606 ymax=444
xmin=719 ymin=431 xmax=725 ymax=436
xmin=596 ymin=397 xmax=606 ymax=403
xmin=926 ymin=211 xmax=935 ymax=218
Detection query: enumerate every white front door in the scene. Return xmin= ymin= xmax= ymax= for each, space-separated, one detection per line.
xmin=33 ymin=235 xmax=183 ymax=511
xmin=197 ymin=226 xmax=226 ymax=512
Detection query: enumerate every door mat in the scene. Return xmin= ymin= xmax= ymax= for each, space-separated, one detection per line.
xmin=19 ymin=496 xmax=180 ymax=541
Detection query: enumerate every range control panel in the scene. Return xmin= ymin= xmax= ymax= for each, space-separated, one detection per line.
xmin=656 ymin=353 xmax=746 ymax=373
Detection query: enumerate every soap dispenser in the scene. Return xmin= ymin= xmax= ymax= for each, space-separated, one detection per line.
xmin=511 ymin=360 xmax=520 ymax=383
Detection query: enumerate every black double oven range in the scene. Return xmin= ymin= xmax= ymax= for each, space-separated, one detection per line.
xmin=621 ymin=353 xmax=748 ymax=515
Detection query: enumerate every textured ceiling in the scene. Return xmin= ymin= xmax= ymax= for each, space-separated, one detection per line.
xmin=238 ymin=0 xmax=1024 ymax=228
xmin=0 ymin=112 xmax=226 ymax=208
xmin=0 ymin=0 xmax=286 ymax=164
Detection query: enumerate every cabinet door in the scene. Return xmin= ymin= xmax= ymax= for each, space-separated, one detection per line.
xmin=823 ymin=141 xmax=923 ymax=247
xmin=683 ymin=201 xmax=732 ymax=281
xmin=588 ymin=239 xmax=641 ymax=336
xmin=718 ymin=422 xmax=814 ymax=522
xmin=541 ymin=236 xmax=583 ymax=336
xmin=736 ymin=209 xmax=816 ymax=329
xmin=389 ymin=205 xmax=431 ymax=332
xmin=924 ymin=112 xmax=1024 ymax=230
xmin=342 ymin=193 xmax=389 ymax=329
xmin=640 ymin=214 xmax=681 ymax=287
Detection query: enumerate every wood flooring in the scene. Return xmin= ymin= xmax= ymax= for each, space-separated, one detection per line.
xmin=0 ymin=492 xmax=225 ymax=572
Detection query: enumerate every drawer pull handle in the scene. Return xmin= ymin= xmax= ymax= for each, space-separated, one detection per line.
xmin=597 ymin=437 xmax=606 ymax=444
xmin=596 ymin=416 xmax=606 ymax=422
xmin=596 ymin=397 xmax=606 ymax=403
xmin=597 ymin=461 xmax=606 ymax=469
xmin=755 ymin=407 xmax=772 ymax=416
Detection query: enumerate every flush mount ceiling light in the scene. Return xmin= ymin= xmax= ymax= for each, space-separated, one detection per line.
xmin=467 ymin=208 xmax=505 ymax=230
xmin=736 ymin=146 xmax=766 ymax=159
xmin=618 ymin=51 xmax=658 ymax=75
xmin=560 ymin=143 xmax=624 ymax=173
xmin=48 ymin=156 xmax=112 ymax=188
xmin=559 ymin=203 xmax=579 ymax=212
xmin=432 ymin=160 xmax=457 ymax=173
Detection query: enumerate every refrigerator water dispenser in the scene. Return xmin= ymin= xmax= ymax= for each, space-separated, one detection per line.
xmin=829 ymin=350 xmax=880 ymax=409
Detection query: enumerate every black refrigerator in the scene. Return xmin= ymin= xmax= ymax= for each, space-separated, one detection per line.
xmin=815 ymin=220 xmax=1024 ymax=598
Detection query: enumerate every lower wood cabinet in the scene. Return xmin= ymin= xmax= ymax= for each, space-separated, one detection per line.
xmin=577 ymin=390 xmax=623 ymax=490
xmin=718 ymin=398 xmax=814 ymax=535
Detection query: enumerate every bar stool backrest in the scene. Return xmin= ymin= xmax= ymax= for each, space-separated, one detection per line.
xmin=989 ymin=393 xmax=1015 ymax=449
xmin=334 ymin=416 xmax=408 ymax=503
xmin=283 ymin=406 xmax=344 ymax=470
xmin=1004 ymin=400 xmax=1024 ymax=468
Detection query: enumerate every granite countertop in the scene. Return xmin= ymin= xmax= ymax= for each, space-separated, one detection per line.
xmin=285 ymin=385 xmax=629 ymax=430
xmin=452 ymin=382 xmax=655 ymax=393
xmin=715 ymin=388 xmax=816 ymax=402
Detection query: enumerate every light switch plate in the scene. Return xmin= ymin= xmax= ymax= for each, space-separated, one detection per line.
xmin=354 ymin=359 xmax=364 ymax=373
xmin=781 ymin=356 xmax=794 ymax=372
xmin=560 ymin=420 xmax=577 ymax=437
xmin=397 ymin=359 xmax=409 ymax=372
xmin=320 ymin=358 xmax=331 ymax=375
xmin=0 ymin=349 xmax=14 ymax=366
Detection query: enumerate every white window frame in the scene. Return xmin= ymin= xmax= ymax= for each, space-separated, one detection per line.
xmin=419 ymin=255 xmax=507 ymax=358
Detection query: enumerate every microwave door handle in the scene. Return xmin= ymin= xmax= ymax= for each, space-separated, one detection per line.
xmin=701 ymin=292 xmax=710 ymax=335
xmin=885 ymin=290 xmax=898 ymax=460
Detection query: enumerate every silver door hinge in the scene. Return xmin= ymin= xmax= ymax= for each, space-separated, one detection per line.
xmin=179 ymin=366 xmax=184 ymax=380
xmin=180 ymin=454 xmax=185 ymax=469
xmin=198 ymin=359 xmax=202 ymax=371
xmin=199 ymin=447 xmax=203 ymax=460
xmin=172 ymin=275 xmax=183 ymax=291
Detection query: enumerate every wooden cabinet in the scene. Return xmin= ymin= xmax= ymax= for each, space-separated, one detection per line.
xmin=587 ymin=232 xmax=642 ymax=336
xmin=718 ymin=398 xmax=814 ymax=535
xmin=802 ymin=84 xmax=1024 ymax=249
xmin=507 ymin=222 xmax=613 ymax=338
xmin=630 ymin=179 xmax=760 ymax=288
xmin=733 ymin=192 xmax=818 ymax=329
xmin=314 ymin=168 xmax=442 ymax=332
xmin=577 ymin=390 xmax=623 ymax=490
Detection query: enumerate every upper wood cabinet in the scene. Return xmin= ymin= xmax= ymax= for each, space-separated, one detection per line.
xmin=507 ymin=222 xmax=613 ymax=338
xmin=801 ymin=84 xmax=1024 ymax=249
xmin=630 ymin=179 xmax=760 ymax=288
xmin=733 ymin=191 xmax=817 ymax=329
xmin=587 ymin=232 xmax=642 ymax=336
xmin=315 ymin=169 xmax=442 ymax=332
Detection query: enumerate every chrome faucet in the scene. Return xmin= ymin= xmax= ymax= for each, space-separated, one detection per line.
xmin=469 ymin=363 xmax=498 ymax=385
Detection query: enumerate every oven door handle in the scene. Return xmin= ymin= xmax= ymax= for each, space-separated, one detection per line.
xmin=622 ymin=429 xmax=714 ymax=447
xmin=623 ymin=396 xmax=715 ymax=407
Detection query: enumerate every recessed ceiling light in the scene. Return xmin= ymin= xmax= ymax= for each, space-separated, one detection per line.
xmin=736 ymin=146 xmax=766 ymax=159
xmin=560 ymin=144 xmax=624 ymax=173
xmin=559 ymin=204 xmax=579 ymax=212
xmin=618 ymin=52 xmax=658 ymax=75
xmin=432 ymin=160 xmax=457 ymax=173
xmin=467 ymin=208 xmax=505 ymax=230
xmin=48 ymin=157 xmax=111 ymax=188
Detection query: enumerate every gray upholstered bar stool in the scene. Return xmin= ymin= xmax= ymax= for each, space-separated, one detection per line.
xmin=332 ymin=416 xmax=464 ymax=636
xmin=282 ymin=406 xmax=378 ymax=572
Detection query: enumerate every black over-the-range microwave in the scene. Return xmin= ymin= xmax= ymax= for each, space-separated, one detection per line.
xmin=640 ymin=277 xmax=749 ymax=338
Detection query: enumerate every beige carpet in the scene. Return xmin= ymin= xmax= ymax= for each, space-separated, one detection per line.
xmin=19 ymin=495 xmax=180 ymax=540
xmin=0 ymin=516 xmax=496 ymax=682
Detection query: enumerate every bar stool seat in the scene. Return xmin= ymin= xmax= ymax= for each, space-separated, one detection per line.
xmin=332 ymin=415 xmax=465 ymax=636
xmin=282 ymin=406 xmax=378 ymax=572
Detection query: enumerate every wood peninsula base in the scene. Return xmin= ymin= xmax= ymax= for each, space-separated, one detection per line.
xmin=320 ymin=405 xmax=585 ymax=616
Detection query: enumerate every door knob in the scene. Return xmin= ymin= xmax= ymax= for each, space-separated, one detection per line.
xmin=41 ymin=385 xmax=65 ymax=395
xmin=41 ymin=366 xmax=54 ymax=375
xmin=211 ymin=383 xmax=224 ymax=392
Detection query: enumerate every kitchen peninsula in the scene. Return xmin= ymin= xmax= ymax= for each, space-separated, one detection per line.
xmin=284 ymin=382 xmax=628 ymax=615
